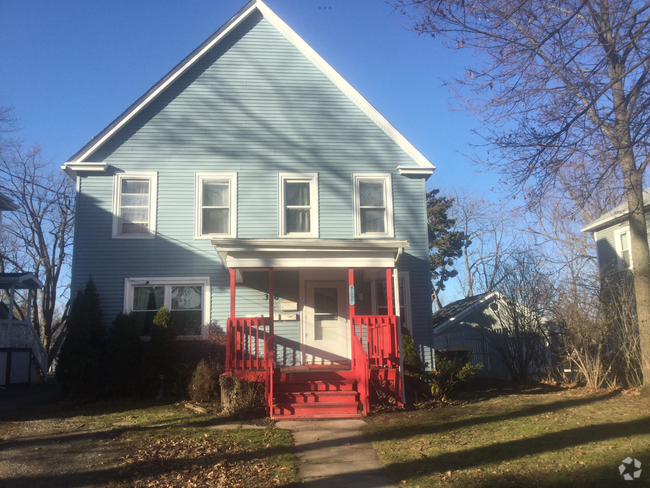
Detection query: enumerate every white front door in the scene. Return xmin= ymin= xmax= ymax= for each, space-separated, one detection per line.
xmin=303 ymin=280 xmax=349 ymax=364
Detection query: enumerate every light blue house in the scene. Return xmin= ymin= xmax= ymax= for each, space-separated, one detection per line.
xmin=63 ymin=0 xmax=435 ymax=417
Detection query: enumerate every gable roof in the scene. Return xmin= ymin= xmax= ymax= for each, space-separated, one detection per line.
xmin=581 ymin=189 xmax=650 ymax=233
xmin=0 ymin=193 xmax=18 ymax=211
xmin=432 ymin=292 xmax=499 ymax=334
xmin=63 ymin=0 xmax=435 ymax=178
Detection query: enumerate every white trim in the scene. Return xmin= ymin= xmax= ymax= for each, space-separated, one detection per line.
xmin=112 ymin=172 xmax=157 ymax=239
xmin=211 ymin=238 xmax=408 ymax=269
xmin=66 ymin=0 xmax=435 ymax=174
xmin=194 ymin=172 xmax=237 ymax=239
xmin=353 ymin=173 xmax=394 ymax=238
xmin=256 ymin=1 xmax=434 ymax=170
xmin=370 ymin=271 xmax=412 ymax=333
xmin=124 ymin=276 xmax=211 ymax=339
xmin=278 ymin=173 xmax=319 ymax=238
xmin=397 ymin=166 xmax=435 ymax=178
xmin=614 ymin=226 xmax=633 ymax=271
xmin=61 ymin=162 xmax=109 ymax=178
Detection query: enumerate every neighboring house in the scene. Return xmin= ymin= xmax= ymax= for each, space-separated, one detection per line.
xmin=0 ymin=192 xmax=18 ymax=237
xmin=581 ymin=190 xmax=650 ymax=277
xmin=62 ymin=0 xmax=435 ymax=417
xmin=432 ymin=292 xmax=559 ymax=380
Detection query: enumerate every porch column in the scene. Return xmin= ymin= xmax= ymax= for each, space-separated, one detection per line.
xmin=348 ymin=268 xmax=355 ymax=337
xmin=229 ymin=268 xmax=236 ymax=318
xmin=227 ymin=268 xmax=236 ymax=373
xmin=386 ymin=268 xmax=394 ymax=316
xmin=268 ymin=267 xmax=274 ymax=336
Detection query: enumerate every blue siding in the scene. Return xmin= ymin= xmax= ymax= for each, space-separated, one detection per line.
xmin=72 ymin=11 xmax=433 ymax=360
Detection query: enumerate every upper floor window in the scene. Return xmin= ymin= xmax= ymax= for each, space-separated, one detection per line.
xmin=195 ymin=173 xmax=237 ymax=238
xmin=615 ymin=227 xmax=632 ymax=270
xmin=353 ymin=174 xmax=394 ymax=238
xmin=279 ymin=173 xmax=318 ymax=237
xmin=112 ymin=172 xmax=157 ymax=238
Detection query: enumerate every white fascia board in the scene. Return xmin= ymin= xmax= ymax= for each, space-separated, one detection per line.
xmin=68 ymin=1 xmax=259 ymax=165
xmin=226 ymin=254 xmax=396 ymax=269
xmin=433 ymin=292 xmax=501 ymax=335
xmin=397 ymin=166 xmax=435 ymax=178
xmin=255 ymin=1 xmax=435 ymax=170
xmin=67 ymin=0 xmax=434 ymax=172
xmin=62 ymin=162 xmax=109 ymax=179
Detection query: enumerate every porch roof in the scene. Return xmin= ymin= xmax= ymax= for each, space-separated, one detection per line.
xmin=0 ymin=272 xmax=42 ymax=290
xmin=211 ymin=238 xmax=409 ymax=269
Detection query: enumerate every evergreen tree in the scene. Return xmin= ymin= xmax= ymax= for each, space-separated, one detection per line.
xmin=427 ymin=189 xmax=466 ymax=309
xmin=55 ymin=278 xmax=105 ymax=397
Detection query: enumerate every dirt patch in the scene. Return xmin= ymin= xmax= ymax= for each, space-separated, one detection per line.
xmin=0 ymin=421 xmax=127 ymax=487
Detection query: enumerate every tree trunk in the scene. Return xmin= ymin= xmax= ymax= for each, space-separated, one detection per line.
xmin=622 ymin=164 xmax=650 ymax=396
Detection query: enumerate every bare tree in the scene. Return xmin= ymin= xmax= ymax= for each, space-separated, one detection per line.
xmin=0 ymin=138 xmax=75 ymax=367
xmin=448 ymin=188 xmax=524 ymax=296
xmin=485 ymin=257 xmax=555 ymax=381
xmin=396 ymin=0 xmax=650 ymax=394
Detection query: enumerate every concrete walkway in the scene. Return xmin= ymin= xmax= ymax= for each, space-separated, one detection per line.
xmin=276 ymin=419 xmax=397 ymax=488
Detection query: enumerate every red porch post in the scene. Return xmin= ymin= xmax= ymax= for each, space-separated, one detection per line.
xmin=227 ymin=268 xmax=236 ymax=373
xmin=348 ymin=268 xmax=355 ymax=337
xmin=386 ymin=268 xmax=394 ymax=316
xmin=267 ymin=268 xmax=275 ymax=416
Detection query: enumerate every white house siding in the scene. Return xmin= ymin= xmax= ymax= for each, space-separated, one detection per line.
xmin=71 ymin=11 xmax=433 ymax=362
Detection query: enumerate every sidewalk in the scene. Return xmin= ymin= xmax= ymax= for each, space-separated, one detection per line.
xmin=276 ymin=419 xmax=397 ymax=488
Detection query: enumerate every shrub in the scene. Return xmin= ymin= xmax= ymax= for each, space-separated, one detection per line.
xmin=430 ymin=350 xmax=482 ymax=400
xmin=188 ymin=360 xmax=222 ymax=403
xmin=219 ymin=375 xmax=265 ymax=418
xmin=106 ymin=313 xmax=144 ymax=397
xmin=401 ymin=332 xmax=431 ymax=403
xmin=143 ymin=306 xmax=177 ymax=396
xmin=55 ymin=278 xmax=105 ymax=398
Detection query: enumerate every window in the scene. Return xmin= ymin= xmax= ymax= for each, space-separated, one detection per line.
xmin=124 ymin=277 xmax=210 ymax=337
xmin=279 ymin=173 xmax=318 ymax=237
xmin=112 ymin=172 xmax=157 ymax=238
xmin=353 ymin=174 xmax=393 ymax=238
xmin=615 ymin=227 xmax=633 ymax=270
xmin=372 ymin=271 xmax=412 ymax=332
xmin=195 ymin=173 xmax=237 ymax=238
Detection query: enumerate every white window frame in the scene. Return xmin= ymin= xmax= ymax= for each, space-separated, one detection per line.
xmin=279 ymin=173 xmax=319 ymax=238
xmin=371 ymin=271 xmax=412 ymax=333
xmin=124 ymin=277 xmax=210 ymax=339
xmin=615 ymin=226 xmax=633 ymax=271
xmin=112 ymin=172 xmax=157 ymax=239
xmin=194 ymin=173 xmax=237 ymax=239
xmin=353 ymin=173 xmax=394 ymax=238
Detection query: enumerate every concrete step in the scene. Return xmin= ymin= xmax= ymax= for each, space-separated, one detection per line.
xmin=274 ymin=380 xmax=356 ymax=393
xmin=272 ymin=401 xmax=360 ymax=417
xmin=274 ymin=390 xmax=358 ymax=404
xmin=272 ymin=412 xmax=363 ymax=420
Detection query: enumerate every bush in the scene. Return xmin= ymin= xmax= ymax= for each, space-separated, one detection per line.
xmin=106 ymin=313 xmax=144 ymax=397
xmin=55 ymin=278 xmax=105 ymax=398
xmin=430 ymin=350 xmax=482 ymax=400
xmin=219 ymin=375 xmax=265 ymax=418
xmin=188 ymin=360 xmax=222 ymax=403
xmin=143 ymin=306 xmax=177 ymax=396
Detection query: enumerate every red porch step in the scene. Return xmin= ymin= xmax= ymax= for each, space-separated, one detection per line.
xmin=272 ymin=371 xmax=361 ymax=419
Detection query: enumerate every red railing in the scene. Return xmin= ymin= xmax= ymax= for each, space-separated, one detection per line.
xmin=226 ymin=317 xmax=273 ymax=372
xmin=352 ymin=315 xmax=400 ymax=368
xmin=352 ymin=334 xmax=370 ymax=414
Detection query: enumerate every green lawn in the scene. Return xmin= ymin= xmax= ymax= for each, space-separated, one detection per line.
xmin=364 ymin=387 xmax=650 ymax=487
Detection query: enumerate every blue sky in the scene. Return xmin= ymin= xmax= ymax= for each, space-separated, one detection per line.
xmin=0 ymin=0 xmax=498 ymax=194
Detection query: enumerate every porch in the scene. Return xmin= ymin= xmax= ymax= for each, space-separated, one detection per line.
xmin=215 ymin=239 xmax=408 ymax=418
xmin=0 ymin=273 xmax=47 ymax=386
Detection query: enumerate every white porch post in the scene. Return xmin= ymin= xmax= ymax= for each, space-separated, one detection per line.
xmin=393 ymin=269 xmax=406 ymax=405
